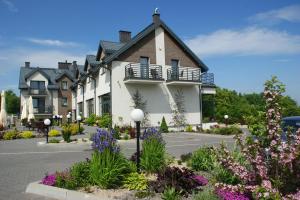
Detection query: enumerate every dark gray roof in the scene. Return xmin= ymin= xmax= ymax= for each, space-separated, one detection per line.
xmin=102 ymin=20 xmax=209 ymax=72
xmin=100 ymin=41 xmax=125 ymax=54
xmin=19 ymin=66 xmax=76 ymax=90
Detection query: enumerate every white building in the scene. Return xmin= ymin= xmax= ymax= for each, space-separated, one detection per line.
xmin=71 ymin=12 xmax=215 ymax=128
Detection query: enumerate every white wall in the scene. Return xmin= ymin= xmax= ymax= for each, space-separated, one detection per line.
xmin=111 ymin=61 xmax=201 ymax=127
xmin=155 ymin=27 xmax=165 ymax=66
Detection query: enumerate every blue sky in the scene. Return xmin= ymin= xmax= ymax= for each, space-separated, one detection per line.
xmin=0 ymin=0 xmax=299 ymax=103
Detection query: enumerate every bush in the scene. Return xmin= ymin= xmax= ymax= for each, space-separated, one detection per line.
xmin=48 ymin=129 xmax=61 ymax=137
xmin=49 ymin=138 xmax=60 ymax=143
xmin=212 ymin=162 xmax=241 ymax=185
xmin=113 ymin=125 xmax=120 ymax=139
xmin=85 ymin=114 xmax=98 ymax=126
xmin=55 ymin=170 xmax=76 ymax=190
xmin=193 ymin=188 xmax=219 ymax=200
xmin=160 ymin=116 xmax=169 ymax=133
xmin=3 ymin=130 xmax=18 ymax=140
xmin=98 ymin=114 xmax=112 ymax=128
xmin=61 ymin=125 xmax=72 ymax=142
xmin=140 ymin=128 xmax=166 ymax=173
xmin=70 ymin=160 xmax=91 ymax=188
xmin=161 ymin=187 xmax=180 ymax=200
xmin=90 ymin=128 xmax=129 ymax=189
xmin=123 ymin=134 xmax=129 ymax=140
xmin=19 ymin=131 xmax=34 ymax=139
xmin=70 ymin=123 xmax=84 ymax=135
xmin=191 ymin=147 xmax=216 ymax=171
xmin=0 ymin=131 xmax=4 ymax=140
xmin=150 ymin=166 xmax=204 ymax=196
xmin=185 ymin=124 xmax=193 ymax=132
xmin=123 ymin=172 xmax=148 ymax=191
xmin=209 ymin=125 xmax=242 ymax=135
xmin=180 ymin=152 xmax=192 ymax=163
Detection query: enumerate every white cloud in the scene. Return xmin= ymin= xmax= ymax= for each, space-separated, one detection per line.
xmin=26 ymin=38 xmax=80 ymax=47
xmin=185 ymin=27 xmax=300 ymax=57
xmin=1 ymin=0 xmax=18 ymax=12
xmin=249 ymin=4 xmax=300 ymax=24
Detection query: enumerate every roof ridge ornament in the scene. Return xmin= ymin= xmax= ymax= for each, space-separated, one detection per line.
xmin=154 ymin=8 xmax=159 ymax=15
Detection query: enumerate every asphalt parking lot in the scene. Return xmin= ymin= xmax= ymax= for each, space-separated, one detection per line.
xmin=0 ymin=127 xmax=237 ymax=200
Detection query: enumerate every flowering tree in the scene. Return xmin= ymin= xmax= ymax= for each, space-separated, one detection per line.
xmin=215 ymin=77 xmax=300 ymax=199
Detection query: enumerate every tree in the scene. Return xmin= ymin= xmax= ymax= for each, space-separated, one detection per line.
xmin=171 ymin=89 xmax=186 ymax=130
xmin=160 ymin=116 xmax=169 ymax=133
xmin=131 ymin=90 xmax=149 ymax=126
xmin=280 ymin=96 xmax=300 ymax=117
xmin=5 ymin=90 xmax=20 ymax=114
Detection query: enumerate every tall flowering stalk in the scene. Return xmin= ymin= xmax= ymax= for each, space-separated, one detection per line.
xmin=215 ymin=77 xmax=300 ymax=199
xmin=91 ymin=128 xmax=120 ymax=153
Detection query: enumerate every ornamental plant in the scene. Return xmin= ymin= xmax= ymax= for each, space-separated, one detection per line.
xmin=160 ymin=116 xmax=169 ymax=133
xmin=48 ymin=129 xmax=60 ymax=137
xmin=19 ymin=131 xmax=34 ymax=139
xmin=41 ymin=173 xmax=56 ymax=186
xmin=140 ymin=128 xmax=166 ymax=172
xmin=123 ymin=172 xmax=148 ymax=191
xmin=215 ymin=77 xmax=300 ymax=199
xmin=90 ymin=128 xmax=129 ymax=189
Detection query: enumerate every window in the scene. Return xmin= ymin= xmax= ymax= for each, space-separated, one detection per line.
xmin=100 ymin=94 xmax=110 ymax=115
xmin=32 ymin=97 xmax=45 ymax=113
xmin=32 ymin=98 xmax=39 ymax=108
xmin=171 ymin=59 xmax=179 ymax=79
xmin=30 ymin=81 xmax=45 ymax=90
xmin=61 ymin=81 xmax=68 ymax=90
xmin=62 ymin=97 xmax=68 ymax=107
xmin=140 ymin=57 xmax=149 ymax=78
xmin=87 ymin=99 xmax=94 ymax=116
xmin=78 ymin=102 xmax=83 ymax=116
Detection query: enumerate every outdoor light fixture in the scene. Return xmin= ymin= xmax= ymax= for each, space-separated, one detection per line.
xmin=130 ymin=108 xmax=144 ymax=172
xmin=67 ymin=113 xmax=71 ymax=124
xmin=77 ymin=115 xmax=82 ymax=134
xmin=44 ymin=118 xmax=51 ymax=143
xmin=224 ymin=115 xmax=229 ymax=126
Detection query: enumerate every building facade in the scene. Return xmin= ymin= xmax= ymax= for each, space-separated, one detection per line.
xmin=71 ymin=12 xmax=215 ymax=127
xmin=19 ymin=61 xmax=79 ymax=120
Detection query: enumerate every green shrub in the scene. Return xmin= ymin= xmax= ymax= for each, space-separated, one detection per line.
xmin=180 ymin=153 xmax=192 ymax=163
xmin=123 ymin=134 xmax=129 ymax=140
xmin=191 ymin=147 xmax=216 ymax=171
xmin=162 ymin=187 xmax=180 ymax=200
xmin=135 ymin=191 xmax=155 ymax=199
xmin=211 ymin=125 xmax=242 ymax=135
xmin=85 ymin=114 xmax=97 ymax=126
xmin=113 ymin=125 xmax=120 ymax=139
xmin=48 ymin=129 xmax=61 ymax=137
xmin=55 ymin=170 xmax=76 ymax=190
xmin=62 ymin=125 xmax=72 ymax=142
xmin=70 ymin=123 xmax=84 ymax=135
xmin=98 ymin=114 xmax=112 ymax=128
xmin=193 ymin=188 xmax=219 ymax=200
xmin=160 ymin=116 xmax=169 ymax=133
xmin=185 ymin=124 xmax=193 ymax=132
xmin=123 ymin=172 xmax=148 ymax=191
xmin=141 ymin=128 xmax=166 ymax=173
xmin=3 ymin=130 xmax=18 ymax=140
xmin=70 ymin=160 xmax=91 ymax=188
xmin=90 ymin=149 xmax=129 ymax=189
xmin=211 ymin=162 xmax=240 ymax=185
xmin=19 ymin=131 xmax=34 ymax=139
xmin=49 ymin=138 xmax=60 ymax=143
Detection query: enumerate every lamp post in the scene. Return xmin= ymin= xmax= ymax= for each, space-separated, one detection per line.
xmin=77 ymin=115 xmax=82 ymax=134
xmin=224 ymin=115 xmax=229 ymax=127
xmin=59 ymin=115 xmax=63 ymax=126
xmin=67 ymin=113 xmax=71 ymax=124
xmin=44 ymin=118 xmax=51 ymax=143
xmin=130 ymin=109 xmax=144 ymax=173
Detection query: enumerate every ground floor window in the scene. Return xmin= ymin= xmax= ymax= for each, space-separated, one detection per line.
xmin=78 ymin=102 xmax=83 ymax=116
xmin=61 ymin=97 xmax=68 ymax=107
xmin=87 ymin=98 xmax=94 ymax=116
xmin=202 ymin=94 xmax=215 ymax=122
xmin=99 ymin=93 xmax=110 ymax=115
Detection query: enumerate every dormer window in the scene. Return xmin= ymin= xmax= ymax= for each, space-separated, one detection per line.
xmin=30 ymin=81 xmax=45 ymax=90
xmin=61 ymin=81 xmax=68 ymax=90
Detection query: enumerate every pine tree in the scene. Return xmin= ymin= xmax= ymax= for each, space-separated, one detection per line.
xmin=160 ymin=116 xmax=169 ymax=133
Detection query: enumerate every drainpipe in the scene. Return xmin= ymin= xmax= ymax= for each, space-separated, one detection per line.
xmin=87 ymin=74 xmax=97 ymax=115
xmin=109 ymin=66 xmax=112 ymax=129
xmin=78 ymin=82 xmax=85 ymax=118
xmin=199 ymin=85 xmax=202 ymax=128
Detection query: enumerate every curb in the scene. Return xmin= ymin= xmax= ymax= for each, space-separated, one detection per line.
xmin=26 ymin=181 xmax=100 ymax=200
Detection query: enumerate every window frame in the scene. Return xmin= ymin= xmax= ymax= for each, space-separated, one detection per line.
xmin=61 ymin=97 xmax=68 ymax=107
xmin=61 ymin=81 xmax=68 ymax=90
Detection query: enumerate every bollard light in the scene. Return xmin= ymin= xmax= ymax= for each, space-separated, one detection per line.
xmin=67 ymin=113 xmax=71 ymax=124
xmin=77 ymin=115 xmax=82 ymax=134
xmin=44 ymin=118 xmax=51 ymax=143
xmin=130 ymin=109 xmax=144 ymax=173
xmin=224 ymin=115 xmax=229 ymax=127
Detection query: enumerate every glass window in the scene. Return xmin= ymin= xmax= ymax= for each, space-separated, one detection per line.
xmin=87 ymin=99 xmax=94 ymax=116
xmin=101 ymin=94 xmax=110 ymax=115
xmin=62 ymin=97 xmax=68 ymax=107
xmin=32 ymin=98 xmax=38 ymax=108
xmin=61 ymin=81 xmax=68 ymax=90
xmin=30 ymin=81 xmax=45 ymax=89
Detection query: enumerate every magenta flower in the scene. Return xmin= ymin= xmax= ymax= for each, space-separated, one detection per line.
xmin=41 ymin=173 xmax=56 ymax=186
xmin=192 ymin=175 xmax=208 ymax=186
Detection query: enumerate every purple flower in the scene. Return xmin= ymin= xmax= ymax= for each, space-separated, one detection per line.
xmin=216 ymin=189 xmax=250 ymax=200
xmin=192 ymin=175 xmax=208 ymax=186
xmin=41 ymin=173 xmax=56 ymax=186
xmin=91 ymin=128 xmax=120 ymax=153
xmin=141 ymin=128 xmax=165 ymax=145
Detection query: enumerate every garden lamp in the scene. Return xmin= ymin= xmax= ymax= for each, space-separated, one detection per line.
xmin=77 ymin=115 xmax=82 ymax=134
xmin=44 ymin=118 xmax=51 ymax=143
xmin=67 ymin=113 xmax=71 ymax=124
xmin=224 ymin=115 xmax=229 ymax=126
xmin=130 ymin=109 xmax=144 ymax=173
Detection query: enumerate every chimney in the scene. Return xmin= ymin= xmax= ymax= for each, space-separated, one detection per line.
xmin=58 ymin=60 xmax=71 ymax=70
xmin=152 ymin=8 xmax=160 ymax=24
xmin=72 ymin=61 xmax=77 ymax=66
xmin=119 ymin=30 xmax=131 ymax=43
xmin=25 ymin=61 xmax=30 ymax=68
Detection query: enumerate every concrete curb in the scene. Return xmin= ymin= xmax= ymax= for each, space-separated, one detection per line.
xmin=26 ymin=181 xmax=101 ymax=200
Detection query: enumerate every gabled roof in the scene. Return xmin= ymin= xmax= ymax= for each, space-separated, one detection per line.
xmin=101 ymin=18 xmax=209 ymax=72
xmin=55 ymin=71 xmax=75 ymax=82
xmin=84 ymin=55 xmax=101 ymax=71
xmin=24 ymin=67 xmax=51 ymax=82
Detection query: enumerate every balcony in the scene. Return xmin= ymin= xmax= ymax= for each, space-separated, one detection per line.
xmin=28 ymin=88 xmax=47 ymax=95
xmin=166 ymin=67 xmax=201 ymax=86
xmin=201 ymin=73 xmax=215 ymax=86
xmin=124 ymin=63 xmax=164 ymax=84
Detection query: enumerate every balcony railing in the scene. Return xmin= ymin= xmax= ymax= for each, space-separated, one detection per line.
xmin=28 ymin=88 xmax=47 ymax=95
xmin=124 ymin=63 xmax=164 ymax=81
xmin=167 ymin=67 xmax=201 ymax=82
xmin=201 ymin=73 xmax=215 ymax=86
xmin=33 ymin=106 xmax=53 ymax=114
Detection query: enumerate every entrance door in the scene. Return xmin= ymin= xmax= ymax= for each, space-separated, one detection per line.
xmin=140 ymin=57 xmax=149 ymax=79
xmin=171 ymin=59 xmax=179 ymax=80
